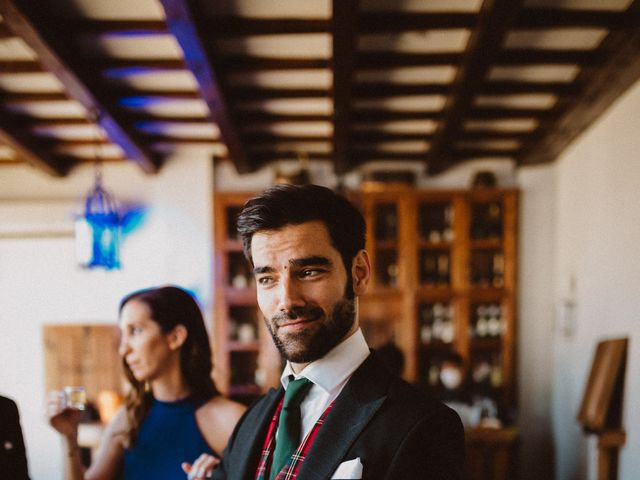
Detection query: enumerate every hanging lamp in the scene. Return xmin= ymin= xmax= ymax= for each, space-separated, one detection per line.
xmin=75 ymin=112 xmax=121 ymax=270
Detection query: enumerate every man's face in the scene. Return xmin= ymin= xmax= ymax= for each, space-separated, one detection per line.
xmin=251 ymin=221 xmax=359 ymax=365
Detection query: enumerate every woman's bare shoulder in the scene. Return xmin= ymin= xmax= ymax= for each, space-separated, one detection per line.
xmin=199 ymin=396 xmax=246 ymax=425
xmin=196 ymin=396 xmax=246 ymax=453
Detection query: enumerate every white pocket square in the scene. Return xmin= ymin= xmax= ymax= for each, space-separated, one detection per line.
xmin=330 ymin=457 xmax=363 ymax=479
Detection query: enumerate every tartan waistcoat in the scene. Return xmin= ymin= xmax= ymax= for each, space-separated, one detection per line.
xmin=254 ymin=394 xmax=334 ymax=480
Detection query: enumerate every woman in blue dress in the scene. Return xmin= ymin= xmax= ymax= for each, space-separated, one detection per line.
xmin=47 ymin=285 xmax=246 ymax=480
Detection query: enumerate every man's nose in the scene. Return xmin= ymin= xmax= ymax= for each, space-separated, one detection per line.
xmin=278 ymin=277 xmax=305 ymax=312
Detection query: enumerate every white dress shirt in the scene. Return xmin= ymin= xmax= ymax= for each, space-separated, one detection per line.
xmin=279 ymin=328 xmax=370 ymax=442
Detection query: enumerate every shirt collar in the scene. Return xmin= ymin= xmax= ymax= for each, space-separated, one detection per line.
xmin=280 ymin=328 xmax=370 ymax=394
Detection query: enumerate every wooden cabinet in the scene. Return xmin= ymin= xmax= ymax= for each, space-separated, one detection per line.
xmin=464 ymin=427 xmax=519 ymax=480
xmin=353 ymin=185 xmax=518 ymax=414
xmin=213 ymin=193 xmax=281 ymax=403
xmin=213 ymin=186 xmax=518 ymax=413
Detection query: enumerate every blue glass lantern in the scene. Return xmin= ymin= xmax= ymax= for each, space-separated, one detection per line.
xmin=75 ymin=170 xmax=121 ymax=270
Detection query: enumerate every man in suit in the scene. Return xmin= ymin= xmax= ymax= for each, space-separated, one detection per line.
xmin=0 ymin=395 xmax=30 ymax=479
xmin=213 ymin=184 xmax=464 ymax=480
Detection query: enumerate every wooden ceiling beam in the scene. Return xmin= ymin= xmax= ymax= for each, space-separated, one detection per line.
xmin=204 ymin=17 xmax=329 ymax=37
xmin=0 ymin=92 xmax=70 ymax=102
xmin=351 ymin=131 xmax=434 ymax=142
xmin=516 ymin=8 xmax=639 ymax=29
xmin=1 ymin=0 xmax=161 ymax=174
xmin=0 ymin=60 xmax=43 ymax=73
xmin=127 ymin=114 xmax=211 ymax=124
xmin=0 ymin=116 xmax=75 ymax=176
xmin=481 ymin=81 xmax=575 ymax=95
xmin=236 ymin=112 xmax=331 ymax=123
xmin=69 ymin=19 xmax=168 ymax=35
xmin=357 ymin=52 xmax=461 ymax=68
xmin=498 ymin=49 xmax=599 ymax=65
xmin=332 ymin=0 xmax=359 ymax=174
xmin=350 ymin=150 xmax=429 ymax=161
xmin=452 ymin=148 xmax=518 ymax=159
xmin=242 ymin=133 xmax=330 ymax=143
xmin=96 ymin=59 xmax=187 ymax=71
xmin=470 ymin=107 xmax=554 ymax=119
xmin=193 ymin=13 xmax=477 ymax=37
xmin=518 ymin=0 xmax=640 ymax=166
xmin=66 ymin=10 xmax=637 ymax=38
xmin=159 ymin=0 xmax=253 ymax=173
xmin=428 ymin=0 xmax=526 ymax=175
xmin=250 ymin=151 xmax=331 ymax=162
xmin=110 ymin=88 xmax=201 ymax=99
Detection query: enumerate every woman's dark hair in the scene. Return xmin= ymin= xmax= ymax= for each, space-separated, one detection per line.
xmin=119 ymin=285 xmax=217 ymax=446
xmin=236 ymin=184 xmax=366 ymax=277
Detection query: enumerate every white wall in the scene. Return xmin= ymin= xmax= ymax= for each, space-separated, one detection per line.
xmin=552 ymin=78 xmax=640 ymax=480
xmin=515 ymin=165 xmax=557 ymax=480
xmin=0 ymin=156 xmax=213 ymax=480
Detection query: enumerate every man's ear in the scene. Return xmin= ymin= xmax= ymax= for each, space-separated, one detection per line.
xmin=167 ymin=324 xmax=188 ymax=350
xmin=351 ymin=249 xmax=371 ymax=296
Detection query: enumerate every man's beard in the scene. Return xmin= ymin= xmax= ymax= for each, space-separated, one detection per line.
xmin=265 ymin=297 xmax=356 ymax=364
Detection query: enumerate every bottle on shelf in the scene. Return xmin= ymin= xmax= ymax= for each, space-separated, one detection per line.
xmin=475 ymin=305 xmax=489 ymax=338
xmin=487 ymin=304 xmax=502 ymax=337
xmin=437 ymin=254 xmax=450 ymax=286
xmin=421 ymin=252 xmax=438 ymax=285
xmin=420 ymin=303 xmax=434 ymax=343
xmin=375 ymin=204 xmax=398 ymax=241
xmin=492 ymin=252 xmax=505 ymax=288
xmin=443 ymin=204 xmax=454 ymax=242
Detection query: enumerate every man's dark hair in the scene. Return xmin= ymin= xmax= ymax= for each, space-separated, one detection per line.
xmin=237 ymin=184 xmax=366 ymax=274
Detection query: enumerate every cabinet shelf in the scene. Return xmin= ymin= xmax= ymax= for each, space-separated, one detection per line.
xmin=374 ymin=240 xmax=398 ymax=250
xmin=420 ymin=340 xmax=455 ymax=350
xmin=418 ymin=240 xmax=454 ymax=249
xmin=470 ymin=338 xmax=503 ymax=350
xmin=417 ymin=285 xmax=453 ymax=296
xmin=470 ymin=238 xmax=502 ymax=249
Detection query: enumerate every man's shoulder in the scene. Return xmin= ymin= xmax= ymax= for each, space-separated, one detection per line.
xmin=387 ymin=374 xmax=458 ymax=419
xmin=352 ymin=354 xmax=461 ymax=426
xmin=0 ymin=395 xmax=18 ymax=415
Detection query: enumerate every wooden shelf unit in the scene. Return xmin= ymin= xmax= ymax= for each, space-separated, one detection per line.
xmin=352 ymin=185 xmax=519 ymax=413
xmin=213 ymin=186 xmax=518 ymax=412
xmin=213 ymin=192 xmax=282 ymax=403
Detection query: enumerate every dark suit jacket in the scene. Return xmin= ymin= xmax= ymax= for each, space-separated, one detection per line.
xmin=214 ymin=354 xmax=464 ymax=480
xmin=0 ymin=396 xmax=30 ymax=480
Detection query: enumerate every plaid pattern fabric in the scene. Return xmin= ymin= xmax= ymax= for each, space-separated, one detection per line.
xmin=255 ymin=395 xmax=335 ymax=480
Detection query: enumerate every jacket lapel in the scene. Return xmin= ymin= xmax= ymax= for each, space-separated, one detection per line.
xmin=295 ymin=354 xmax=390 ymax=480
xmin=233 ymin=387 xmax=283 ymax=480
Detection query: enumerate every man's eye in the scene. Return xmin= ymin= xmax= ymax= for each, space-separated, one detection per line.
xmin=301 ymin=269 xmax=322 ymax=278
xmin=257 ymin=276 xmax=273 ymax=286
xmin=130 ymin=326 xmax=143 ymax=335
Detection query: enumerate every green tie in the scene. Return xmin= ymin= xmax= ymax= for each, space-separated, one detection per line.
xmin=269 ymin=377 xmax=313 ymax=480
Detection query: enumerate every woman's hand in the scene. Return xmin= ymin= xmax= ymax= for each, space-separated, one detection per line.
xmin=46 ymin=390 xmax=83 ymax=438
xmin=181 ymin=453 xmax=220 ymax=480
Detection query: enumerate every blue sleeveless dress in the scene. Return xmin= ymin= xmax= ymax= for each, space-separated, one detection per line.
xmin=123 ymin=396 xmax=214 ymax=480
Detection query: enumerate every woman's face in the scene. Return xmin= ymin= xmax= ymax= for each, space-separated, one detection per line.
xmin=118 ymin=300 xmax=179 ymax=382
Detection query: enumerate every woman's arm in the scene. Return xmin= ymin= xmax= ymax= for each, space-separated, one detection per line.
xmin=81 ymin=406 xmax=128 ymax=480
